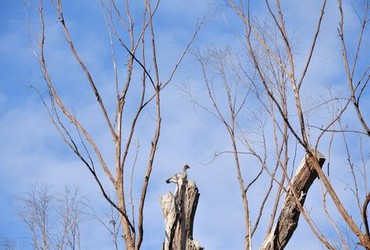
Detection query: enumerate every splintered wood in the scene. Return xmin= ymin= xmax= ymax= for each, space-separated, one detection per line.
xmin=161 ymin=179 xmax=203 ymax=250
xmin=261 ymin=151 xmax=325 ymax=250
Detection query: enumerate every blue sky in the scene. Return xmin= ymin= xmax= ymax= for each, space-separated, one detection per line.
xmin=1 ymin=0 xmax=369 ymax=249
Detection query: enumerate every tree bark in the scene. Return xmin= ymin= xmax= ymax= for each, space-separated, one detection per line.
xmin=161 ymin=178 xmax=203 ymax=250
xmin=261 ymin=151 xmax=326 ymax=250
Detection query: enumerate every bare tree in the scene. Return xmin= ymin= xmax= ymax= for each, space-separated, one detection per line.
xmin=186 ymin=0 xmax=369 ymax=249
xmin=26 ymin=0 xmax=369 ymax=248
xmin=27 ymin=0 xmax=200 ymax=249
xmin=18 ymin=183 xmax=82 ymax=250
xmin=56 ymin=187 xmax=82 ymax=250
xmin=0 ymin=238 xmax=17 ymax=250
xmin=19 ymin=184 xmax=52 ymax=250
xmin=185 ymin=47 xmax=254 ymax=249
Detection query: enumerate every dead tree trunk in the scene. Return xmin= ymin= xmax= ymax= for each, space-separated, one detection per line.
xmin=261 ymin=151 xmax=326 ymax=250
xmin=161 ymin=178 xmax=203 ymax=250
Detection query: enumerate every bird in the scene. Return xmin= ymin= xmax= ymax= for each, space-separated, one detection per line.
xmin=166 ymin=165 xmax=190 ymax=184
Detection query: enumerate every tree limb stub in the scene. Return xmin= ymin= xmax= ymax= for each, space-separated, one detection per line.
xmin=161 ymin=179 xmax=203 ymax=250
xmin=261 ymin=151 xmax=326 ymax=250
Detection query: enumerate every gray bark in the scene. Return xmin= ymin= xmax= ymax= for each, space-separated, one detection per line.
xmin=261 ymin=151 xmax=326 ymax=250
xmin=161 ymin=178 xmax=203 ymax=250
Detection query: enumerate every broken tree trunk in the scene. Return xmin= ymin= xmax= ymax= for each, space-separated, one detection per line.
xmin=161 ymin=177 xmax=203 ymax=250
xmin=260 ymin=151 xmax=326 ymax=250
